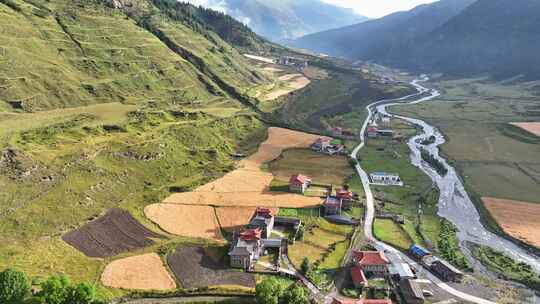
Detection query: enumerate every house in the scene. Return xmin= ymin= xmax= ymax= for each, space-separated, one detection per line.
xmin=324 ymin=196 xmax=342 ymax=215
xmin=410 ymin=244 xmax=431 ymax=260
xmin=351 ymin=251 xmax=390 ymax=289
xmin=399 ymin=279 xmax=425 ymax=304
xmin=289 ymin=174 xmax=312 ymax=194
xmin=248 ymin=207 xmax=275 ymax=239
xmin=388 ymin=263 xmax=415 ymax=281
xmin=331 ymin=127 xmax=343 ymax=136
xmin=229 ymin=228 xmax=263 ymax=270
xmin=336 ymin=187 xmax=354 ymax=210
xmin=367 ymin=127 xmax=379 ymax=139
xmin=430 ymin=259 xmax=464 ymax=282
xmin=353 ymin=251 xmax=390 ymax=275
xmin=325 ymin=214 xmax=359 ymax=225
xmin=378 ymin=129 xmax=394 ymax=137
xmin=370 ymin=172 xmax=403 ymax=186
xmin=311 ymin=137 xmax=331 ymax=152
xmin=279 ymin=56 xmax=308 ymax=68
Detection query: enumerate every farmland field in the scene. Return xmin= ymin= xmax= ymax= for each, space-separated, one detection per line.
xmin=483 ymin=197 xmax=540 ymax=248
xmin=101 ymin=253 xmax=176 ymax=291
xmin=511 ymin=122 xmax=540 ymax=137
xmin=63 ymin=208 xmax=165 ymax=258
xmin=390 ymin=77 xmax=540 ymax=243
xmin=167 ymin=246 xmax=256 ymax=289
xmin=373 ymin=219 xmax=413 ymax=251
xmin=268 ymin=148 xmax=355 ymax=186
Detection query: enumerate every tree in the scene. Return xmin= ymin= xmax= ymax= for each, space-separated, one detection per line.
xmin=296 ymin=225 xmax=305 ymax=241
xmin=300 ymin=257 xmax=310 ymax=275
xmin=0 ymin=268 xmax=30 ymax=304
xmin=280 ymin=283 xmax=309 ymax=304
xmin=37 ymin=275 xmax=71 ymax=304
xmin=67 ymin=282 xmax=97 ymax=304
xmin=256 ymin=277 xmax=283 ymax=304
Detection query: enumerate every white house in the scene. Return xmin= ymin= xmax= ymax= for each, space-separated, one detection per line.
xmin=370 ymin=172 xmax=403 ymax=186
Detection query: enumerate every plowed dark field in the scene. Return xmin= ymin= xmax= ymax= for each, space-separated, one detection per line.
xmin=63 ymin=208 xmax=165 ymax=258
xmin=167 ymin=246 xmax=255 ymax=289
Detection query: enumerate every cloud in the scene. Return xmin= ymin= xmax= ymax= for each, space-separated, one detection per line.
xmin=321 ymin=0 xmax=438 ymax=18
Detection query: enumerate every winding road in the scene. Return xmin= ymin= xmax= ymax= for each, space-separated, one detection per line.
xmin=350 ymin=77 xmax=498 ymax=304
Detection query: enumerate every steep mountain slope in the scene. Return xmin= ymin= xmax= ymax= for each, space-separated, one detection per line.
xmin=291 ymin=0 xmax=476 ymax=58
xmin=201 ymin=0 xmax=368 ymax=42
xmin=0 ymin=0 xmax=270 ymax=112
xmin=397 ymin=0 xmax=540 ymax=78
xmin=293 ymin=0 xmax=540 ymax=78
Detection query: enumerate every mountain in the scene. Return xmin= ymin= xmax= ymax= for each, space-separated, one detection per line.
xmin=187 ymin=0 xmax=368 ymax=42
xmin=0 ymin=0 xmax=274 ymax=112
xmin=293 ymin=0 xmax=540 ymax=78
xmin=291 ymin=0 xmax=476 ymax=59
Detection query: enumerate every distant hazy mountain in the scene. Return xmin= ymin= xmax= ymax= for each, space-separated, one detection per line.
xmin=192 ymin=0 xmax=368 ymax=42
xmin=292 ymin=0 xmax=540 ymax=78
xmin=291 ymin=0 xmax=476 ymax=58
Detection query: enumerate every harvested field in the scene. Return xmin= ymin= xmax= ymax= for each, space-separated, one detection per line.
xmin=62 ymin=208 xmax=165 ymax=258
xmin=101 ymin=253 xmax=176 ymax=291
xmin=163 ymin=127 xmax=325 ymax=208
xmin=144 ymin=204 xmax=222 ymax=240
xmin=483 ymin=197 xmax=540 ymax=248
xmin=243 ymin=54 xmax=275 ymax=64
xmin=264 ymin=75 xmax=311 ymax=101
xmin=216 ymin=207 xmax=278 ymax=231
xmin=167 ymin=246 xmax=256 ymax=289
xmin=511 ymin=122 xmax=540 ymax=137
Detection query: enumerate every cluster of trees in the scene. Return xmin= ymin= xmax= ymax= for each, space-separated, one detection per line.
xmin=437 ymin=220 xmax=471 ymax=271
xmin=0 ymin=268 xmax=101 ymax=304
xmin=255 ymin=277 xmax=309 ymax=304
xmin=419 ymin=148 xmax=448 ymax=176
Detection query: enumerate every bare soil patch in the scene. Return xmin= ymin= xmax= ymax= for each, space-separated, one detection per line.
xmin=62 ymin=208 xmax=165 ymax=258
xmin=163 ymin=127 xmax=325 ymax=209
xmin=264 ymin=75 xmax=311 ymax=101
xmin=243 ymin=54 xmax=275 ymax=64
xmin=483 ymin=197 xmax=540 ymax=248
xmin=167 ymin=246 xmax=255 ymax=289
xmin=144 ymin=204 xmax=222 ymax=240
xmin=511 ymin=122 xmax=540 ymax=137
xmin=216 ymin=207 xmax=278 ymax=231
xmin=101 ymin=253 xmax=176 ymax=291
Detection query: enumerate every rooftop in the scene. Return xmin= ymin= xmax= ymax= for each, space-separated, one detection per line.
xmin=239 ymin=228 xmax=262 ymax=241
xmin=371 ymin=172 xmax=399 ymax=177
xmin=353 ymin=251 xmax=390 ymax=266
xmin=289 ymin=174 xmax=311 ymax=184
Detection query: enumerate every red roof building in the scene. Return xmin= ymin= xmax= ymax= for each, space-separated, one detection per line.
xmin=289 ymin=174 xmax=312 ymax=194
xmin=239 ymin=228 xmax=262 ymax=241
xmin=351 ymin=265 xmax=368 ymax=288
xmin=336 ymin=188 xmax=354 ymax=200
xmin=255 ymin=207 xmax=273 ymax=218
xmin=351 ymin=251 xmax=390 ymax=282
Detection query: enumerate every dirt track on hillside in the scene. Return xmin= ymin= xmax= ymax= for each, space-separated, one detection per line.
xmin=483 ymin=197 xmax=540 ymax=248
xmin=264 ymin=75 xmax=311 ymax=101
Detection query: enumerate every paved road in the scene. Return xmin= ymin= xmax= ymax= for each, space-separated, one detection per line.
xmin=349 ymin=78 xmax=497 ymax=304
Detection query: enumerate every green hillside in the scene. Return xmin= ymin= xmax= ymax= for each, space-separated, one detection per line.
xmin=0 ymin=0 xmax=276 ymax=297
xmin=0 ymin=0 xmax=271 ymax=112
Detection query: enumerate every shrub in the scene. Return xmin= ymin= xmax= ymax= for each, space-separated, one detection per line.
xmin=0 ymin=268 xmax=30 ymax=304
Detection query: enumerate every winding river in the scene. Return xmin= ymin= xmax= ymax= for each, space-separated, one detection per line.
xmin=376 ymin=78 xmax=540 ymax=276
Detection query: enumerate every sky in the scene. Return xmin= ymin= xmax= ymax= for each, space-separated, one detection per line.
xmin=321 ymin=0 xmax=438 ymax=18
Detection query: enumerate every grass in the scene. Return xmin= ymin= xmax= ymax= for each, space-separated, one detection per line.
xmin=359 ymin=120 xmax=441 ymax=249
xmin=373 ymin=219 xmax=413 ymax=251
xmin=471 ymin=245 xmax=540 ymax=292
xmin=288 ymin=217 xmax=353 ymax=271
xmin=268 ymin=148 xmax=355 ymax=186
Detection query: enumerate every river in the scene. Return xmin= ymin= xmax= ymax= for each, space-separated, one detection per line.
xmin=364 ymin=77 xmax=540 ymax=303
